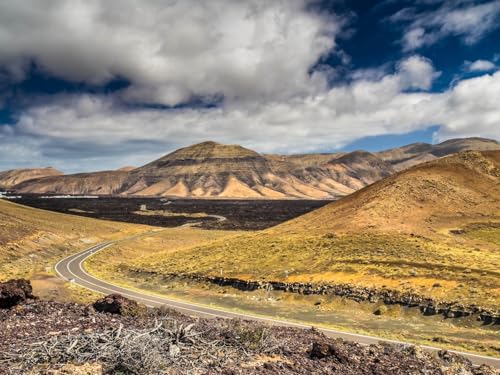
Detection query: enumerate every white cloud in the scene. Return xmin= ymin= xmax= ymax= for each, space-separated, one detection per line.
xmin=2 ymin=57 xmax=499 ymax=172
xmin=397 ymin=55 xmax=440 ymax=90
xmin=467 ymin=59 xmax=497 ymax=72
xmin=0 ymin=0 xmax=341 ymax=106
xmin=433 ymin=71 xmax=500 ymax=140
xmin=0 ymin=1 xmax=498 ymax=172
xmin=392 ymin=1 xmax=500 ymax=51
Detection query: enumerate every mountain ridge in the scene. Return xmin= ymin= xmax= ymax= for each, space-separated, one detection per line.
xmin=7 ymin=137 xmax=500 ymax=199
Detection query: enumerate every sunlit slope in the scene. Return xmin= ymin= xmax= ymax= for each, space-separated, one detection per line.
xmin=14 ymin=170 xmax=130 ymax=195
xmin=85 ymin=226 xmax=245 ymax=285
xmin=0 ymin=199 xmax=149 ymax=279
xmin=275 ymin=150 xmax=500 ymax=235
xmin=134 ymin=151 xmax=500 ymax=308
xmin=0 ymin=167 xmax=62 ymax=189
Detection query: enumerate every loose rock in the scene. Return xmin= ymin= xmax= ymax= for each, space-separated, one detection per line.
xmin=0 ymin=279 xmax=35 ymax=309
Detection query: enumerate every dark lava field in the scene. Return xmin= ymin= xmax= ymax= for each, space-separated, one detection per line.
xmin=12 ymin=196 xmax=332 ymax=230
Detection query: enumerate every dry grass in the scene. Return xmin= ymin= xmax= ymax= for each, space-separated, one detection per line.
xmin=274 ymin=151 xmax=500 ymax=236
xmin=0 ymin=199 xmax=151 ymax=281
xmin=128 ymin=152 xmax=500 ymax=310
xmin=85 ymin=226 xmax=245 ymax=284
xmin=130 ymin=229 xmax=500 ymax=309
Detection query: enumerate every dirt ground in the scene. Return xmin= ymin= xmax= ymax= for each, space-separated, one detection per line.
xmin=1 ymin=298 xmax=497 ymax=374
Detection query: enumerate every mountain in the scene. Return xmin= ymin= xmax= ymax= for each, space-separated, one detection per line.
xmin=7 ymin=137 xmax=500 ymax=199
xmin=117 ymin=166 xmax=136 ymax=171
xmin=0 ymin=167 xmax=62 ymax=189
xmin=123 ymin=141 xmax=279 ymax=198
xmin=322 ymin=150 xmax=395 ymax=191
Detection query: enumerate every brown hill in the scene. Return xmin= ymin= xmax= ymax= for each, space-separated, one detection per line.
xmin=0 ymin=199 xmax=147 ymax=281
xmin=12 ymin=142 xmax=351 ymax=198
xmin=377 ymin=137 xmax=500 ymax=171
xmin=123 ymin=141 xmax=279 ymax=198
xmin=0 ymin=167 xmax=62 ymax=189
xmin=117 ymin=166 xmax=136 ymax=172
xmin=9 ymin=138 xmax=500 ymax=199
xmin=278 ymin=150 xmax=500 ymax=235
xmin=321 ymin=151 xmax=395 ymax=191
xmin=14 ymin=170 xmax=130 ymax=195
xmin=126 ymin=142 xmax=398 ymax=198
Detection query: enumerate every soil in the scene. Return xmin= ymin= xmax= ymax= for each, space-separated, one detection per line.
xmin=11 ymin=196 xmax=331 ymax=230
xmin=1 ymin=299 xmax=497 ymax=374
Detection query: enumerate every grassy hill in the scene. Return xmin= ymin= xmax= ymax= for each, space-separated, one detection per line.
xmin=0 ymin=199 xmax=150 ymax=286
xmin=132 ymin=151 xmax=500 ymax=309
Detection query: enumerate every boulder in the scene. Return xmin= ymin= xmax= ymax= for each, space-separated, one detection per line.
xmin=93 ymin=294 xmax=143 ymax=316
xmin=310 ymin=340 xmax=349 ymax=363
xmin=0 ymin=279 xmax=35 ymax=309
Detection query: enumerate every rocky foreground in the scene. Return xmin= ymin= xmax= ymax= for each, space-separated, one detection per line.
xmin=0 ymin=280 xmax=498 ymax=375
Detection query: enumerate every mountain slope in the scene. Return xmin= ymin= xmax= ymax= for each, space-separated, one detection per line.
xmin=0 ymin=167 xmax=62 ymax=189
xmin=124 ymin=141 xmax=280 ymax=197
xmin=377 ymin=137 xmax=500 ymax=171
xmin=137 ymin=151 xmax=500 ymax=310
xmin=277 ymin=150 xmax=500 ymax=235
xmin=0 ymin=199 xmax=148 ymax=281
xmin=14 ymin=170 xmax=129 ymax=195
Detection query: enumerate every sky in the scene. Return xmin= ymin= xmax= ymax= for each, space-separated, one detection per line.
xmin=0 ymin=0 xmax=499 ymax=172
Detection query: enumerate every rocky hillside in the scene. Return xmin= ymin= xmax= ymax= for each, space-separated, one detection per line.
xmin=0 ymin=283 xmax=496 ymax=374
xmin=7 ymin=137 xmax=500 ymax=199
xmin=124 ymin=141 xmax=285 ymax=198
xmin=0 ymin=167 xmax=62 ymax=189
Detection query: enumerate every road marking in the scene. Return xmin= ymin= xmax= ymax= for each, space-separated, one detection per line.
xmin=55 ymin=240 xmax=500 ymax=367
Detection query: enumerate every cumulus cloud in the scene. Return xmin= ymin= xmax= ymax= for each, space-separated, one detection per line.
xmin=467 ymin=59 xmax=497 ymax=72
xmin=397 ymin=55 xmax=440 ymax=90
xmin=391 ymin=1 xmax=500 ymax=51
xmin=3 ymin=56 xmax=499 ymax=172
xmin=433 ymin=71 xmax=500 ymax=140
xmin=0 ymin=0 xmax=341 ymax=106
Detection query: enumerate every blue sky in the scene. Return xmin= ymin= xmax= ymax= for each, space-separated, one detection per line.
xmin=0 ymin=0 xmax=499 ymax=172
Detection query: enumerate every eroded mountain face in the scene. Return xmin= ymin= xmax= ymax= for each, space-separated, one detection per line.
xmin=8 ymin=138 xmax=500 ymax=199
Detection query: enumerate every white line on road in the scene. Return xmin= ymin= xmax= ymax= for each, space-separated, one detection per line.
xmin=55 ymin=240 xmax=500 ymax=368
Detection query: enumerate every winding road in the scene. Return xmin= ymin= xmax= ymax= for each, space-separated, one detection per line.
xmin=55 ymin=240 xmax=500 ymax=368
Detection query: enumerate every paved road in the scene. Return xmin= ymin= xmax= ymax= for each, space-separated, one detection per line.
xmin=55 ymin=241 xmax=500 ymax=368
